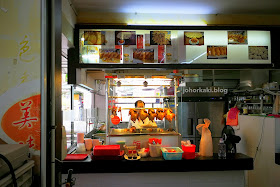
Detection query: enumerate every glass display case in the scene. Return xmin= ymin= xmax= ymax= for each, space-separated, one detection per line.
xmin=105 ymin=76 xmax=181 ymax=147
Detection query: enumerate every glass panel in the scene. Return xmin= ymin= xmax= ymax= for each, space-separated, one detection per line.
xmin=107 ymin=78 xmax=177 ymax=132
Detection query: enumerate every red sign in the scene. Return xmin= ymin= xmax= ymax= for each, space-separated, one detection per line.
xmin=137 ymin=35 xmax=144 ymax=49
xmin=115 ymin=45 xmax=122 ymax=60
xmin=111 ymin=116 xmax=120 ymax=125
xmin=158 ymin=45 xmax=165 ymax=63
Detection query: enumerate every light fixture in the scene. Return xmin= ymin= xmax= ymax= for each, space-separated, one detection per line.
xmin=127 ymin=23 xmax=207 ymax=26
xmin=117 ymin=81 xmax=121 ymax=87
xmin=143 ymin=81 xmax=148 ymax=87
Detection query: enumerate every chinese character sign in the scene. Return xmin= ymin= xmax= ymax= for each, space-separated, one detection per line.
xmin=1 ymin=94 xmax=41 ymax=150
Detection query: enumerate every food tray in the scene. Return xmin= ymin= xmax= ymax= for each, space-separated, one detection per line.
xmin=161 ymin=147 xmax=183 ymax=160
xmin=64 ymin=154 xmax=88 ymax=161
xmin=93 ymin=145 xmax=120 ymax=156
xmin=92 ymin=151 xmax=124 ymax=160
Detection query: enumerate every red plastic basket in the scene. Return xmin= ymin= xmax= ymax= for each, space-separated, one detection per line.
xmin=182 ymin=144 xmax=196 ymax=159
xmin=93 ymin=145 xmax=120 ymax=156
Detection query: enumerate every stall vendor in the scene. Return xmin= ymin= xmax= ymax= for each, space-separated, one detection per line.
xmin=128 ymin=100 xmax=153 ymax=129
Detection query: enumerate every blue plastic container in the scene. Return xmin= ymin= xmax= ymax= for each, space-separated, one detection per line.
xmin=161 ymin=147 xmax=183 ymax=160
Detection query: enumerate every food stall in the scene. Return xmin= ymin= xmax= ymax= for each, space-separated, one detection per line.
xmin=105 ymin=74 xmax=181 ymax=151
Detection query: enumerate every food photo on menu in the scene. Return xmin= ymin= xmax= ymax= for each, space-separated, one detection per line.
xmin=228 ymin=31 xmax=248 ymax=44
xmin=115 ymin=31 xmax=136 ymax=45
xmin=84 ymin=31 xmax=106 ymax=45
xmin=99 ymin=49 xmax=121 ymax=63
xmin=150 ymin=31 xmax=171 ymax=45
xmin=207 ymin=46 xmax=227 ymax=59
xmin=184 ymin=32 xmax=204 ymax=45
xmin=133 ymin=49 xmax=154 ymax=63
xmin=248 ymin=46 xmax=268 ymax=60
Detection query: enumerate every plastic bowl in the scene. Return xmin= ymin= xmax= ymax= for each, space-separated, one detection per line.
xmin=161 ymin=147 xmax=183 ymax=160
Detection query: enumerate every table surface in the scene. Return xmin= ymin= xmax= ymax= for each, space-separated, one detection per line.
xmin=60 ymin=153 xmax=253 ymax=174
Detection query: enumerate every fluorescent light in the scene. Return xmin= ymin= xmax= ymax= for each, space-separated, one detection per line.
xmin=127 ymin=23 xmax=207 ymax=26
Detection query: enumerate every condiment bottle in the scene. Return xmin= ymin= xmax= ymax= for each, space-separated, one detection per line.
xmin=243 ymin=102 xmax=248 ymax=115
xmin=132 ymin=150 xmax=137 ymax=159
xmin=218 ymin=138 xmax=226 ymax=159
xmin=128 ymin=150 xmax=133 ymax=159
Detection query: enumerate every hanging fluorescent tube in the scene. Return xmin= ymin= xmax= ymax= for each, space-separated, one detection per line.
xmin=127 ymin=23 xmax=207 ymax=26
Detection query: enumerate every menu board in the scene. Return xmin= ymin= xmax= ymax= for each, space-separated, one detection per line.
xmin=79 ymin=29 xmax=271 ymax=64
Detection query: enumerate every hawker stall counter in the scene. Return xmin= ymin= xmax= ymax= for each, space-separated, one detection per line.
xmin=61 ymin=153 xmax=253 ymax=174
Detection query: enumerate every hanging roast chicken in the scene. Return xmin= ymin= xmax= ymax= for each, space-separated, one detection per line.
xmin=164 ymin=108 xmax=175 ymax=123
xmin=139 ymin=109 xmax=149 ymax=121
xmin=156 ymin=108 xmax=165 ymax=120
xmin=148 ymin=109 xmax=157 ymax=121
xmin=129 ymin=109 xmax=138 ymax=122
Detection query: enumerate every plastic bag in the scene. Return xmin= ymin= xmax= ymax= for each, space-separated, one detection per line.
xmin=196 ymin=118 xmax=213 ymax=157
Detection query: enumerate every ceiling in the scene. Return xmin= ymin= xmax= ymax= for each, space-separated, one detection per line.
xmin=72 ymin=0 xmax=280 ymax=15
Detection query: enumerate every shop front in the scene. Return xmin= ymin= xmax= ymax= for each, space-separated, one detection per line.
xmin=59 ymin=25 xmax=280 ymax=186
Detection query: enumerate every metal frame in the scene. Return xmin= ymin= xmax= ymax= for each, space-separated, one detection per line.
xmin=40 ymin=0 xmax=47 ymax=186
xmin=40 ymin=0 xmax=62 ymax=186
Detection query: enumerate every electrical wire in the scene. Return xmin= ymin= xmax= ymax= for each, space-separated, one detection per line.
xmin=0 ymin=154 xmax=18 ymax=187
xmin=253 ymin=117 xmax=266 ymax=161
